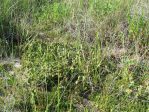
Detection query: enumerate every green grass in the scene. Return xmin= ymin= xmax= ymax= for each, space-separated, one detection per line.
xmin=0 ymin=0 xmax=149 ymax=112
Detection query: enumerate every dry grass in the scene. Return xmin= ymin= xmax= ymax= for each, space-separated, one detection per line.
xmin=0 ymin=0 xmax=149 ymax=111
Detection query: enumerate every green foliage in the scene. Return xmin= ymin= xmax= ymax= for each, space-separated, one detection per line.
xmin=92 ymin=0 xmax=122 ymax=16
xmin=0 ymin=0 xmax=149 ymax=111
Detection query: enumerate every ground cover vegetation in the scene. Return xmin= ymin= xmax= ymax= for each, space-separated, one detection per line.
xmin=0 ymin=0 xmax=149 ymax=111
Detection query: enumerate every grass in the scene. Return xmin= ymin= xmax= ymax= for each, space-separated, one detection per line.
xmin=0 ymin=0 xmax=149 ymax=112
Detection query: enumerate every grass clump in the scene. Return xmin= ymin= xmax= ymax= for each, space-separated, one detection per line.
xmin=0 ymin=0 xmax=149 ymax=111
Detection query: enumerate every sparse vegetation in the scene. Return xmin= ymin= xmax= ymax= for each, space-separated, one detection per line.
xmin=0 ymin=0 xmax=149 ymax=112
